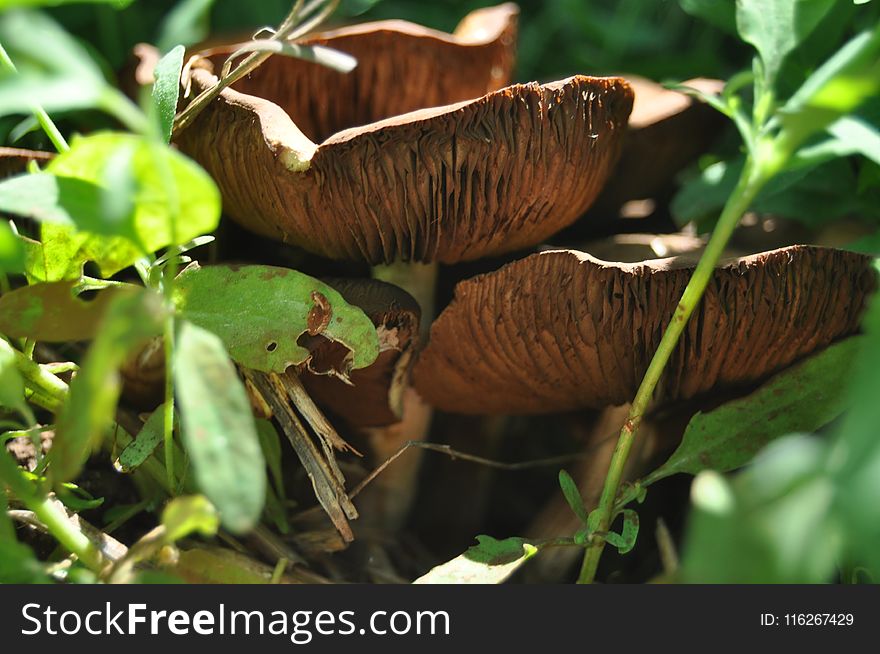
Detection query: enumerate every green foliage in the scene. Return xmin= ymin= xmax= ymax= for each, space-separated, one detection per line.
xmin=681 ymin=294 xmax=880 ymax=582
xmin=51 ymin=291 xmax=165 ymax=483
xmin=558 ymin=469 xmax=589 ymax=524
xmin=151 ymin=45 xmax=185 ymax=144
xmin=156 ymin=0 xmax=216 ymax=53
xmin=173 ymin=264 xmax=380 ymax=374
xmin=173 ymin=321 xmax=266 ymax=534
xmin=114 ymin=404 xmax=165 ymax=473
xmin=414 ymin=536 xmax=540 ymax=584
xmin=0 ymin=339 xmax=27 ymax=415
xmin=0 ymin=221 xmax=25 ymax=273
xmin=647 ymin=337 xmax=862 ymax=481
xmin=0 ymin=0 xmax=132 ymax=7
xmin=161 ymin=494 xmax=219 ymax=542
xmin=604 ymin=510 xmax=639 ymax=555
xmin=735 ymin=0 xmax=835 ymax=84
xmin=0 ymin=281 xmax=138 ymax=341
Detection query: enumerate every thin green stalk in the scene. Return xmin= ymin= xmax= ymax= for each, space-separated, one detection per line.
xmin=0 ymin=43 xmax=69 ymax=153
xmin=162 ymin=314 xmax=176 ymax=493
xmin=577 ymin=154 xmax=774 ymax=584
xmin=0 ymin=448 xmax=103 ymax=572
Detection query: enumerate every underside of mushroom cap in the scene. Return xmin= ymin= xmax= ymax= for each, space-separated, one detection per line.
xmin=301 ymin=278 xmax=421 ymax=427
xmin=412 ymin=245 xmax=877 ymax=414
xmin=207 ymin=3 xmax=518 ymax=143
xmin=177 ymin=69 xmax=634 ymax=264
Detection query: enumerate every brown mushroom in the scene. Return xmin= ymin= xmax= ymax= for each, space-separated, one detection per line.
xmin=299 ymin=277 xmax=421 ymax=427
xmin=205 ymin=3 xmax=520 ymax=143
xmin=177 ymin=68 xmax=633 ymax=265
xmin=412 ymin=245 xmax=876 ymax=414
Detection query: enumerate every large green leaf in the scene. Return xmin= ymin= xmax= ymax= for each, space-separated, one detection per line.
xmin=47 ymin=132 xmax=221 ymax=252
xmin=647 ymin=337 xmax=862 ymax=483
xmin=736 ymin=0 xmax=836 ymax=83
xmin=0 ymin=280 xmax=138 ymax=341
xmin=681 ymin=438 xmax=840 ymax=583
xmin=413 ymin=535 xmax=539 ymax=584
xmin=174 ymin=265 xmax=380 ymax=375
xmin=51 ymin=291 xmax=165 ymax=483
xmin=779 ymin=23 xmax=880 ymax=145
xmin=174 ymin=321 xmax=266 ymax=534
xmin=0 ymin=10 xmax=106 ymax=117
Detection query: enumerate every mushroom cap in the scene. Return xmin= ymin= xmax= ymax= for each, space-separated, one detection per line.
xmin=300 ymin=278 xmax=421 ymax=427
xmin=177 ymin=68 xmax=633 ymax=264
xmin=412 ymin=245 xmax=876 ymax=414
xmin=208 ymin=3 xmax=519 ymax=143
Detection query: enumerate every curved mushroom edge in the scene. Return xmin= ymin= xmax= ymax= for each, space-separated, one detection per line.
xmin=412 ymin=245 xmax=877 ymax=414
xmin=178 ymin=70 xmax=634 ymax=264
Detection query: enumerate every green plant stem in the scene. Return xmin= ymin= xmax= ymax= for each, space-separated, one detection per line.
xmin=0 ymin=448 xmax=103 ymax=572
xmin=577 ymin=154 xmax=773 ymax=584
xmin=162 ymin=314 xmax=176 ymax=493
xmin=0 ymin=43 xmax=69 ymax=153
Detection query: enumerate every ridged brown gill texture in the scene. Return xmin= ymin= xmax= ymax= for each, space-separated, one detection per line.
xmin=301 ymin=278 xmax=421 ymax=427
xmin=208 ymin=3 xmax=519 ymax=143
xmin=412 ymin=246 xmax=876 ymax=414
xmin=177 ymin=69 xmax=633 ymax=264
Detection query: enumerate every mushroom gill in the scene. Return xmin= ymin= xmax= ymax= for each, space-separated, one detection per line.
xmin=412 ymin=245 xmax=877 ymax=414
xmin=208 ymin=3 xmax=520 ymax=143
xmin=176 ymin=68 xmax=634 ymax=264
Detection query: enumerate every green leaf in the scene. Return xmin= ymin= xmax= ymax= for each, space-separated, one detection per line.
xmin=51 ymin=291 xmax=165 ymax=483
xmin=736 ymin=0 xmax=836 ymax=83
xmin=174 ymin=321 xmax=266 ymax=534
xmin=0 ymin=340 xmax=27 ymax=415
xmin=113 ymin=404 xmax=165 ymax=473
xmin=825 ymin=115 xmax=880 ymax=166
xmin=558 ymin=469 xmax=589 ymax=525
xmin=0 ymin=539 xmax=50 ymax=583
xmin=0 ymin=173 xmax=115 ymax=234
xmin=603 ymin=509 xmax=640 ymax=555
xmin=151 ymin=46 xmax=185 ymax=144
xmin=47 ymin=132 xmax=221 ymax=253
xmin=0 ymin=10 xmax=106 ymax=117
xmin=157 ymin=0 xmax=217 ymax=53
xmin=0 ymin=220 xmax=24 ymax=273
xmin=682 ymin=438 xmax=840 ymax=583
xmin=174 ymin=264 xmax=380 ymax=375
xmin=161 ymin=494 xmax=219 ymax=542
xmin=647 ymin=337 xmax=863 ymax=482
xmin=779 ymin=24 xmax=880 ymax=145
xmin=0 ymin=280 xmax=138 ymax=341
xmin=413 ymin=535 xmax=540 ymax=584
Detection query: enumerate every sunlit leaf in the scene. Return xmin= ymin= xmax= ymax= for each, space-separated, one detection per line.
xmin=51 ymin=291 xmax=165 ymax=483
xmin=161 ymin=494 xmax=219 ymax=542
xmin=736 ymin=0 xmax=836 ymax=83
xmin=173 ymin=264 xmax=380 ymax=375
xmin=413 ymin=535 xmax=540 ymax=584
xmin=151 ymin=46 xmax=185 ymax=144
xmin=174 ymin=321 xmax=266 ymax=534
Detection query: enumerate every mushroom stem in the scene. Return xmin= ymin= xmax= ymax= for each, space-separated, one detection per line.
xmin=578 ymin=153 xmax=775 ymax=584
xmin=363 ymin=261 xmax=438 ymax=528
